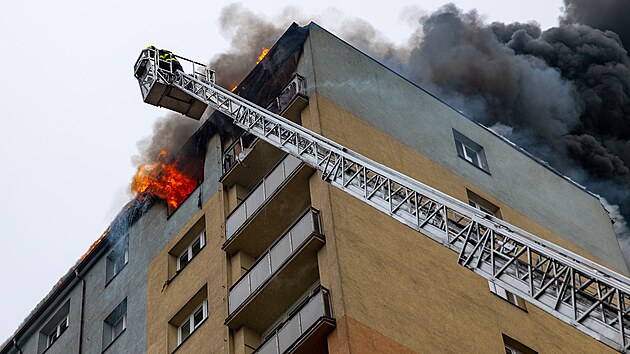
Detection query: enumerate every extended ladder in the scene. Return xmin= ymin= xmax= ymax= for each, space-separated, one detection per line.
xmin=134 ymin=48 xmax=630 ymax=352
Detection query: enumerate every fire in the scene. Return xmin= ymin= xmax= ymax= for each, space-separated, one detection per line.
xmin=131 ymin=151 xmax=197 ymax=209
xmin=256 ymin=48 xmax=269 ymax=65
xmin=80 ymin=227 xmax=111 ymax=261
xmin=231 ymin=85 xmax=238 ymax=92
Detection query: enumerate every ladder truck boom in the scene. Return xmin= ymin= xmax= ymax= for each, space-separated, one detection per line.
xmin=134 ymin=48 xmax=630 ymax=352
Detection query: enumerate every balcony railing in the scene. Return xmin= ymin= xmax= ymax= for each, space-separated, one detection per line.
xmin=225 ymin=154 xmax=302 ymax=240
xmin=228 ymin=209 xmax=321 ymax=314
xmin=266 ymin=74 xmax=307 ymax=115
xmin=222 ymin=133 xmax=259 ymax=175
xmin=222 ymin=74 xmax=306 ymax=176
xmin=255 ymin=287 xmax=333 ymax=354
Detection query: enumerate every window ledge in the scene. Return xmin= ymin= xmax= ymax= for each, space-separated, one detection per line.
xmin=164 ymin=249 xmax=206 ymax=290
xmin=101 ymin=328 xmax=126 ymax=353
xmin=171 ymin=317 xmax=207 ymax=354
xmin=490 ymin=292 xmax=528 ymax=313
xmin=458 ymin=156 xmax=491 ymax=175
xmin=105 ymin=263 xmax=128 ymax=287
xmin=41 ymin=333 xmax=67 ymax=354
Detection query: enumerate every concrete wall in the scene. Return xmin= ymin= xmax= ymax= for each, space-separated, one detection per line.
xmin=7 ymin=133 xmax=223 ymax=354
xmin=145 ymin=190 xmax=227 ymax=354
xmin=304 ymin=25 xmax=628 ymax=274
xmin=10 ymin=284 xmax=82 ymax=354
xmin=297 ymin=27 xmax=625 ymax=352
xmin=301 ymin=90 xmax=617 ymax=353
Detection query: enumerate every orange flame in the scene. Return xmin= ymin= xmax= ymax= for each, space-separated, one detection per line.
xmin=256 ymin=48 xmax=269 ymax=65
xmin=231 ymin=85 xmax=238 ymax=92
xmin=131 ymin=151 xmax=197 ymax=209
xmin=80 ymin=226 xmax=111 ymax=261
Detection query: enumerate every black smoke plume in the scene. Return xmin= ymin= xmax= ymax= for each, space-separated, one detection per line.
xmin=133 ymin=4 xmax=630 ymax=245
xmin=562 ymin=0 xmax=630 ymax=48
xmin=391 ymin=5 xmax=630 ymax=240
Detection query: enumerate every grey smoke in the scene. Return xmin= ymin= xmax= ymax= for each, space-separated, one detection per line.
xmin=133 ymin=4 xmax=300 ymax=168
xmin=133 ymin=3 xmax=630 ymax=245
xmin=363 ymin=4 xmax=630 ymax=242
xmin=132 ymin=113 xmax=202 ymax=166
xmin=211 ymin=4 xmax=300 ymax=88
xmin=562 ymin=0 xmax=630 ymax=48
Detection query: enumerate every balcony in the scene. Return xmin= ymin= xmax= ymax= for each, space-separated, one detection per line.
xmin=255 ymin=287 xmax=335 ymax=354
xmin=266 ymin=74 xmax=308 ymax=122
xmin=221 ymin=74 xmax=308 ymax=188
xmin=225 ymin=210 xmax=325 ymax=332
xmin=224 ymin=154 xmax=313 ymax=256
xmin=221 ymin=134 xmax=285 ymax=188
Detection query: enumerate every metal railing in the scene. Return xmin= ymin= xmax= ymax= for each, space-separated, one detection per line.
xmin=228 ymin=209 xmax=321 ymax=314
xmin=136 ymin=49 xmax=630 ymax=352
xmin=255 ymin=287 xmax=332 ymax=354
xmin=221 ymin=133 xmax=259 ymax=175
xmin=225 ymin=154 xmax=302 ymax=240
xmin=222 ymin=75 xmax=307 ymax=175
xmin=266 ymin=74 xmax=307 ymax=114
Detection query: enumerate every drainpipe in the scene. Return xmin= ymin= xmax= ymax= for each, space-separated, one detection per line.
xmin=74 ymin=269 xmax=86 ymax=354
xmin=12 ymin=338 xmax=22 ymax=354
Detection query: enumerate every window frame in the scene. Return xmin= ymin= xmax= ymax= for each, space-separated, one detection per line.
xmin=502 ymin=334 xmax=537 ymax=354
xmin=46 ymin=315 xmax=69 ymax=348
xmin=176 ymin=231 xmax=206 ymax=271
xmin=489 ymin=281 xmax=527 ymax=311
xmin=103 ymin=298 xmax=127 ymax=350
xmin=111 ymin=312 xmax=127 ymax=342
xmin=453 ymin=129 xmax=490 ymax=173
xmin=106 ymin=236 xmax=129 ymax=284
xmin=177 ymin=299 xmax=208 ymax=345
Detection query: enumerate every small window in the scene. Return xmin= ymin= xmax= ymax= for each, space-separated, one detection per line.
xmin=453 ymin=129 xmax=490 ymax=173
xmin=467 ymin=190 xmax=502 ymax=219
xmin=38 ymin=300 xmax=70 ymax=353
xmin=178 ymin=300 xmax=207 ymax=344
xmin=103 ymin=299 xmax=127 ymax=349
xmin=177 ymin=231 xmax=206 ymax=271
xmin=47 ymin=315 xmax=68 ymax=348
xmin=503 ymin=334 xmax=537 ymax=354
xmin=106 ymin=236 xmax=129 ymax=284
xmin=489 ymin=282 xmax=527 ymax=310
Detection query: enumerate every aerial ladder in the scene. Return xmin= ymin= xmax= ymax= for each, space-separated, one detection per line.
xmin=134 ymin=47 xmax=630 ymax=352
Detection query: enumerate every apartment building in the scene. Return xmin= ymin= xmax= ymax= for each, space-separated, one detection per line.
xmin=2 ymin=22 xmax=628 ymax=354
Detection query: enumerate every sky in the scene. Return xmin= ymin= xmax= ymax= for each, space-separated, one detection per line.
xmin=0 ymin=0 xmax=565 ymax=342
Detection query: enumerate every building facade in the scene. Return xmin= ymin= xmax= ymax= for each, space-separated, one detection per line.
xmin=2 ymin=23 xmax=627 ymax=354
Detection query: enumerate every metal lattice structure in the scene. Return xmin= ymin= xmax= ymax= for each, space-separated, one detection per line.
xmin=134 ymin=49 xmax=630 ymax=352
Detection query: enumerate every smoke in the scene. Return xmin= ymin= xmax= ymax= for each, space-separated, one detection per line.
xmin=132 ymin=4 xmax=301 ymax=169
xmin=211 ymin=4 xmax=303 ymax=88
xmin=361 ymin=4 xmax=630 ymax=241
xmin=132 ymin=113 xmax=202 ymax=167
xmin=562 ymin=0 xmax=630 ymax=48
xmin=133 ymin=3 xmax=630 ymax=243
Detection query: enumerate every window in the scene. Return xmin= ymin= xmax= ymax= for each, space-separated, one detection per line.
xmin=169 ymin=218 xmax=206 ymax=279
xmin=502 ymin=334 xmax=537 ymax=354
xmin=467 ymin=190 xmax=502 ymax=219
xmin=103 ymin=299 xmax=127 ymax=349
xmin=453 ymin=129 xmax=490 ymax=173
xmin=178 ymin=300 xmax=207 ymax=344
xmin=489 ymin=282 xmax=527 ymax=310
xmin=177 ymin=231 xmax=206 ymax=271
xmin=47 ymin=315 xmax=68 ymax=348
xmin=106 ymin=236 xmax=129 ymax=283
xmin=38 ymin=300 xmax=70 ymax=353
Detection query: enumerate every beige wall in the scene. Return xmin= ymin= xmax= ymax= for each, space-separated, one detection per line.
xmin=304 ymin=93 xmax=618 ymax=353
xmin=146 ymin=192 xmax=228 ymax=354
xmin=145 ymin=91 xmax=621 ymax=353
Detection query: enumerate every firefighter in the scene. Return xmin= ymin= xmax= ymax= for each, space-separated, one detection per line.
xmin=146 ymin=45 xmax=183 ymax=73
